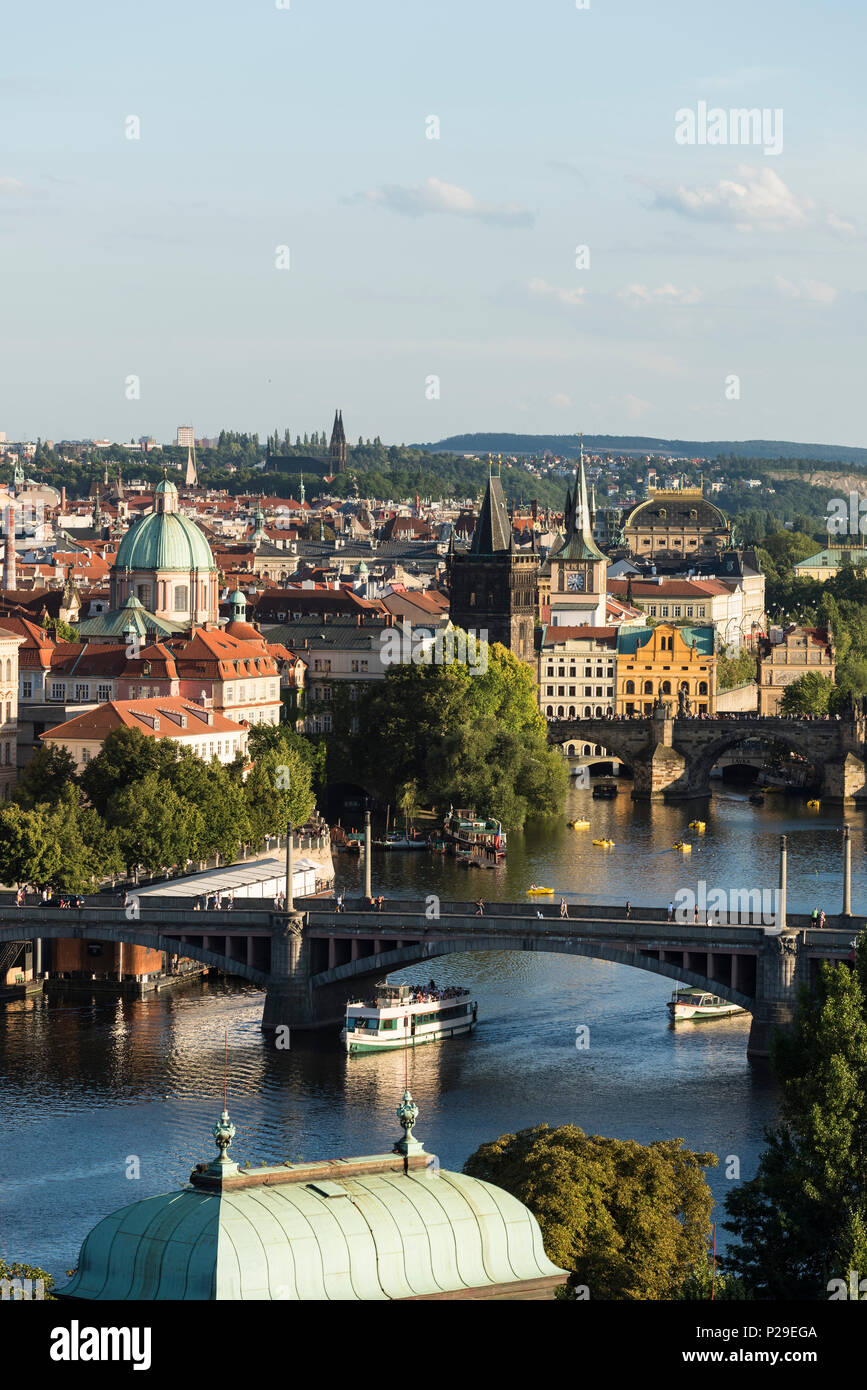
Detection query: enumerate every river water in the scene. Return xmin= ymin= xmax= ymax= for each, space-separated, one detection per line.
xmin=2 ymin=782 xmax=864 ymax=1283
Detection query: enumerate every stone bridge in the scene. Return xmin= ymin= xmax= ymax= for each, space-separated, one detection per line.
xmin=0 ymin=895 xmax=860 ymax=1059
xmin=547 ymin=710 xmax=867 ymax=802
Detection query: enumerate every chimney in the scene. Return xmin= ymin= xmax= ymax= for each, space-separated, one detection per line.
xmin=3 ymin=504 xmax=16 ymax=591
xmin=60 ymin=486 xmax=67 ymax=511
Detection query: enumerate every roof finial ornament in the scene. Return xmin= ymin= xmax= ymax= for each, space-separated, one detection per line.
xmin=213 ymin=1108 xmax=235 ymax=1163
xmin=394 ymin=1087 xmax=424 ymax=1160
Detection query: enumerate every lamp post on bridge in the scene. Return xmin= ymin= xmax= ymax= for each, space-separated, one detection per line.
xmin=364 ymin=810 xmax=372 ymax=901
xmin=778 ymin=835 xmax=787 ymax=931
xmin=285 ymin=820 xmax=294 ymax=912
xmin=843 ymin=824 xmax=852 ymax=917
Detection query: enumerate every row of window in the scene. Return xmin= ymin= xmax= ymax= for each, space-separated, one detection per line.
xmin=645 ymin=604 xmax=707 ymax=618
xmin=623 ymin=680 xmax=709 ymax=695
xmin=544 ymin=686 xmax=609 ymax=698
xmin=544 ymin=665 xmax=613 ymax=678
xmin=546 ymin=705 xmax=611 ymax=718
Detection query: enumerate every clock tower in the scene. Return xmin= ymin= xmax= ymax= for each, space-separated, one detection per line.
xmin=548 ymin=449 xmax=607 ymax=627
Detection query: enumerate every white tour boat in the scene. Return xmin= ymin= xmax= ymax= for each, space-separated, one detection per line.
xmin=667 ymin=986 xmax=747 ymax=1021
xmin=343 ymin=981 xmax=478 ymax=1055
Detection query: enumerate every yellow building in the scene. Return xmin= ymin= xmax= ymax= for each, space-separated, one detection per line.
xmin=616 ymin=622 xmax=716 ymax=716
xmin=756 ymin=625 xmax=835 ymax=715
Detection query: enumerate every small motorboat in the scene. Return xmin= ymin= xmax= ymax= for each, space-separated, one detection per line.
xmin=668 ymin=987 xmax=747 ymax=1022
xmin=592 ymin=781 xmax=619 ymax=799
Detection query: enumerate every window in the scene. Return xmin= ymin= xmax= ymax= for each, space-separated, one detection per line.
xmin=21 ymin=679 xmax=32 ymax=699
xmin=136 ymin=584 xmax=151 ymax=606
xmin=75 ymin=683 xmax=90 ymax=701
xmin=224 ymin=685 xmax=233 ymax=702
xmin=673 ymin=606 xmax=681 ymax=618
xmin=50 ymin=682 xmax=65 ymax=700
xmin=97 ymin=685 xmax=110 ymax=702
xmin=174 ymin=585 xmax=188 ymax=612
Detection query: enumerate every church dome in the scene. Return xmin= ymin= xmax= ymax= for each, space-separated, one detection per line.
xmin=114 ymin=511 xmax=215 ymax=573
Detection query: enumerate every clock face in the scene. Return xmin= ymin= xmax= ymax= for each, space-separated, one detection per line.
xmin=567 ymin=570 xmax=585 ymax=592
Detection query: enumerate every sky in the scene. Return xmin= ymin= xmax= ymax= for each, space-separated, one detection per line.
xmin=1 ymin=0 xmax=864 ymax=447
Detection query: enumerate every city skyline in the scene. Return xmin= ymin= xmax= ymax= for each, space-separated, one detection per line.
xmin=1 ymin=0 xmax=864 ymax=445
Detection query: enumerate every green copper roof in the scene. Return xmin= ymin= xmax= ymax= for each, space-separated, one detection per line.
xmin=77 ymin=595 xmax=187 ymax=639
xmin=58 ymin=1166 xmax=563 ymax=1301
xmin=58 ymin=1098 xmax=566 ymax=1301
xmin=115 ymin=511 xmax=215 ymax=573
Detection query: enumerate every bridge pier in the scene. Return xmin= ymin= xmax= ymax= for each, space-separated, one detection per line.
xmin=746 ymin=931 xmax=803 ymax=1059
xmin=261 ymin=913 xmax=320 ymax=1034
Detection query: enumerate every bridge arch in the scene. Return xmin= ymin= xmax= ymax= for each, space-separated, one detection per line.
xmin=310 ymin=936 xmax=754 ymax=1013
xmin=0 ymin=922 xmax=269 ymax=986
xmin=687 ymin=726 xmax=820 ymax=789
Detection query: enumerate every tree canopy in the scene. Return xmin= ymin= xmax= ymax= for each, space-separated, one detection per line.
xmin=463 ymin=1122 xmax=717 ymax=1299
xmin=722 ymin=941 xmax=867 ymax=1298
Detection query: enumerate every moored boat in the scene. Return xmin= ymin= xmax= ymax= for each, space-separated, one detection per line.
xmin=442 ymin=808 xmax=506 ymax=863
xmin=592 ymin=781 xmax=618 ymax=799
xmin=343 ymin=981 xmax=478 ymax=1054
xmin=667 ymin=986 xmax=746 ymax=1021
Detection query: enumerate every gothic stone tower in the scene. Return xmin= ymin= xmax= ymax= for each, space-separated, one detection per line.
xmin=448 ymin=471 xmax=538 ymax=665
xmin=329 ymin=409 xmax=347 ymax=474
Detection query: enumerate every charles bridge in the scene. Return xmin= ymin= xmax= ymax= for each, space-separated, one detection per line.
xmin=0 ymin=851 xmax=861 ymax=1059
xmin=547 ymin=709 xmax=867 ymax=802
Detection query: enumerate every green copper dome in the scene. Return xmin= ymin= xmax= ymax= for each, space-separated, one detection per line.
xmin=114 ymin=511 xmax=215 ymax=573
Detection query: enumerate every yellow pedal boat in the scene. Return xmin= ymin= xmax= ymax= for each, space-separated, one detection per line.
xmin=806 ymin=799 xmax=820 ymax=809
xmin=592 ymin=839 xmax=615 ymax=847
xmin=673 ymin=842 xmax=692 ymax=851
xmin=526 ymin=886 xmax=554 ymax=895
xmin=688 ymin=820 xmax=706 ymax=831
xmin=568 ymin=819 xmax=591 ymax=829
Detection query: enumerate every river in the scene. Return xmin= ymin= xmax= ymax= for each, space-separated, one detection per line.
xmin=1 ymin=781 xmax=863 ymax=1283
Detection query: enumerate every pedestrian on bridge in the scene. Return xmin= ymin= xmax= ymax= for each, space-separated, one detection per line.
xmin=560 ymin=898 xmax=569 ymax=919
xmin=667 ymin=902 xmax=674 ymax=921
xmin=475 ymin=899 xmax=485 ymax=917
xmin=625 ymin=901 xmax=631 ymax=919
xmin=818 ymin=909 xmax=826 ymax=929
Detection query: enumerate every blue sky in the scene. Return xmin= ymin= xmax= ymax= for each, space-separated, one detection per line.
xmin=1 ymin=0 xmax=864 ymax=446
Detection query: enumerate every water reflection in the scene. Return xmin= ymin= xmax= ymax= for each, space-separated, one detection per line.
xmin=2 ymin=789 xmax=854 ymax=1280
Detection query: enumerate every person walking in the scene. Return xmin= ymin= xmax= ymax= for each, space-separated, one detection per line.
xmin=625 ymin=900 xmax=631 ymax=919
xmin=560 ymin=898 xmax=568 ymax=919
xmin=667 ymin=901 xmax=674 ymax=921
xmin=818 ymin=908 xmax=826 ymax=929
xmin=694 ymin=904 xmax=699 ymax=924
xmin=475 ymin=899 xmax=485 ymax=917
xmin=811 ymin=907 xmax=819 ymax=925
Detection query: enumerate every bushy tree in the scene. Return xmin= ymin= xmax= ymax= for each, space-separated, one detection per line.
xmin=464 ymin=1123 xmax=717 ymax=1299
xmin=779 ymin=671 xmax=834 ymax=715
xmin=722 ymin=942 xmax=867 ymax=1298
xmin=13 ymin=744 xmax=78 ymax=808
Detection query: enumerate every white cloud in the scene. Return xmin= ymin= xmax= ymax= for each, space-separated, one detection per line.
xmin=618 ymin=282 xmax=702 ymax=306
xmin=624 ymin=394 xmax=653 ymax=420
xmin=550 ymin=392 xmax=572 ymax=408
xmin=774 ymin=276 xmax=838 ymax=304
xmin=826 ymin=211 xmax=857 ymax=238
xmin=0 ymin=177 xmax=24 ymax=195
xmin=359 ymin=177 xmax=533 ymax=227
xmin=528 ymin=276 xmax=585 ymax=306
xmin=652 ymin=166 xmax=812 ymax=230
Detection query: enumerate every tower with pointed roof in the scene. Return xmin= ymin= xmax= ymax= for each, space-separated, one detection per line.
xmin=548 ymin=446 xmax=608 ymax=627
xmin=329 ymin=409 xmax=347 ymax=474
xmin=448 ymin=462 xmax=538 ymax=664
xmin=185 ymin=443 xmax=198 ymax=488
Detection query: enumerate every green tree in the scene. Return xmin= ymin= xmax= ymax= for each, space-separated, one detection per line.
xmin=716 ymin=647 xmax=758 ymax=691
xmin=164 ymin=755 xmax=250 ymax=862
xmin=111 ymin=774 xmax=202 ymax=875
xmin=244 ymin=745 xmax=315 ymax=846
xmin=0 ymin=1257 xmax=55 ymax=1299
xmin=13 ymin=744 xmax=78 ymax=808
xmin=465 ymin=1123 xmax=717 ymax=1299
xmin=80 ymin=726 xmax=182 ymax=815
xmin=779 ymin=671 xmax=834 ymax=715
xmin=723 ymin=944 xmax=867 ymax=1298
xmin=0 ymin=804 xmax=60 ymax=886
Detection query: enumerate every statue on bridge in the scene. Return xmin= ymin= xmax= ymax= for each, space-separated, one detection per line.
xmin=677 ymin=686 xmax=692 ymax=717
xmin=653 ymin=695 xmax=671 ymax=717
